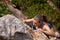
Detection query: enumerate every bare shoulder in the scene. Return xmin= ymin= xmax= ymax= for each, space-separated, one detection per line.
xmin=43 ymin=24 xmax=51 ymax=30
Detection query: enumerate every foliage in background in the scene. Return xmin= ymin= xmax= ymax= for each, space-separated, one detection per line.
xmin=0 ymin=0 xmax=60 ymax=32
xmin=0 ymin=2 xmax=12 ymax=17
xmin=53 ymin=0 xmax=60 ymax=10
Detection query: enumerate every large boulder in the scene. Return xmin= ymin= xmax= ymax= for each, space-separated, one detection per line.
xmin=0 ymin=15 xmax=59 ymax=40
xmin=0 ymin=15 xmax=33 ymax=40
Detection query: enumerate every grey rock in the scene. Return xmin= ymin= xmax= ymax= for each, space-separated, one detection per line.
xmin=0 ymin=15 xmax=32 ymax=40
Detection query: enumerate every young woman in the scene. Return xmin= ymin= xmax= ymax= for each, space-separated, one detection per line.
xmin=23 ymin=14 xmax=55 ymax=37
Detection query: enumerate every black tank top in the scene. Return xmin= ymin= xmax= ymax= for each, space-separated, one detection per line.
xmin=41 ymin=21 xmax=52 ymax=29
xmin=26 ymin=21 xmax=36 ymax=30
xmin=26 ymin=21 xmax=52 ymax=30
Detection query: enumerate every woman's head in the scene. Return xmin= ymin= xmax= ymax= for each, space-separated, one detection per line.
xmin=33 ymin=14 xmax=47 ymax=28
xmin=33 ymin=14 xmax=43 ymax=27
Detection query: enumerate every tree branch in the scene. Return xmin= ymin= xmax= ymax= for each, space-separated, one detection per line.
xmin=2 ymin=0 xmax=27 ymax=20
xmin=47 ymin=0 xmax=60 ymax=13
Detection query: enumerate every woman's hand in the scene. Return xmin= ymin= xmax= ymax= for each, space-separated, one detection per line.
xmin=37 ymin=28 xmax=44 ymax=32
xmin=33 ymin=28 xmax=44 ymax=33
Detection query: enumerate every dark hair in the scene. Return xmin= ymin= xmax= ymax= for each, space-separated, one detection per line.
xmin=34 ymin=14 xmax=43 ymax=23
xmin=34 ymin=14 xmax=48 ymax=23
xmin=42 ymin=15 xmax=48 ymax=22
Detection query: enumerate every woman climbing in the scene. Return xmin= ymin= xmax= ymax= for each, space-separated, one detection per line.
xmin=23 ymin=14 xmax=56 ymax=37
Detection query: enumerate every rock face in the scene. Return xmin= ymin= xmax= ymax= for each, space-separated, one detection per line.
xmin=0 ymin=15 xmax=33 ymax=40
xmin=0 ymin=15 xmax=59 ymax=40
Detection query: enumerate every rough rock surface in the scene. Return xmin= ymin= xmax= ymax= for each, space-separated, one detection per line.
xmin=0 ymin=15 xmax=59 ymax=40
xmin=0 ymin=15 xmax=33 ymax=40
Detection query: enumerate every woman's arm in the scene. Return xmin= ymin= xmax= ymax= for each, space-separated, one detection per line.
xmin=36 ymin=24 xmax=55 ymax=36
xmin=23 ymin=18 xmax=34 ymax=23
xmin=42 ymin=24 xmax=55 ymax=36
